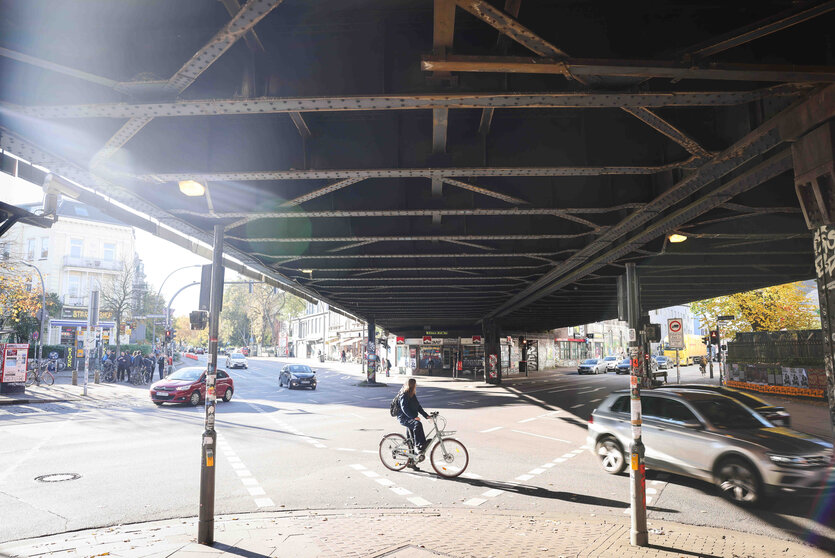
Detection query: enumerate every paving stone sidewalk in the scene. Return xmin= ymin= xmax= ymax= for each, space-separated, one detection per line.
xmin=0 ymin=508 xmax=830 ymax=558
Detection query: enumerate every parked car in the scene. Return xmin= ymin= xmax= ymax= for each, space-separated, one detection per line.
xmin=602 ymin=356 xmax=619 ymax=371
xmin=225 ymin=352 xmax=248 ymax=369
xmin=578 ymin=358 xmax=607 ymax=375
xmin=150 ymin=366 xmax=234 ymax=406
xmin=615 ymin=358 xmax=631 ymax=374
xmin=655 ymin=355 xmax=670 ymax=369
xmin=657 ymin=384 xmax=791 ymax=427
xmin=588 ymin=388 xmax=832 ymax=506
xmin=195 ymin=347 xmax=205 ymax=355
xmin=279 ymin=364 xmax=317 ymax=390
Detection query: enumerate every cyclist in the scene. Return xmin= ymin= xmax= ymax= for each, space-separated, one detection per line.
xmin=396 ymin=378 xmax=432 ymax=470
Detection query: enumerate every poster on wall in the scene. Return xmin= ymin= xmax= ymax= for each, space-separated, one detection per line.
xmin=1 ymin=344 xmax=29 ymax=383
xmin=419 ymin=346 xmax=442 ymax=369
xmin=781 ymin=367 xmax=809 ymax=388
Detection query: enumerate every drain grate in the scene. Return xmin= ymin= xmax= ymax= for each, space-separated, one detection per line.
xmin=35 ymin=473 xmax=81 ymax=483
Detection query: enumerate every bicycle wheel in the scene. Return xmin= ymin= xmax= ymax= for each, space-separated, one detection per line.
xmin=430 ymin=438 xmax=469 ymax=478
xmin=42 ymin=370 xmax=54 ymax=386
xmin=379 ymin=433 xmax=409 ymax=471
xmin=25 ymin=370 xmax=37 ymax=387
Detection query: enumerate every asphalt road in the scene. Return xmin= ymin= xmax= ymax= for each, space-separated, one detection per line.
xmin=0 ymin=356 xmax=832 ymax=551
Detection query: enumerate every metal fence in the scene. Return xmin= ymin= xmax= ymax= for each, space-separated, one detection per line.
xmin=728 ymin=330 xmax=823 ymax=365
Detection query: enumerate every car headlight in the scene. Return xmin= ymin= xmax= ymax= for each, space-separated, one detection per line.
xmin=176 ymin=386 xmax=192 ymax=391
xmin=768 ymin=454 xmax=811 ymax=467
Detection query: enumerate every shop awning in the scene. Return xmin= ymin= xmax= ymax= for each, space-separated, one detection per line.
xmin=339 ymin=338 xmax=363 ymax=347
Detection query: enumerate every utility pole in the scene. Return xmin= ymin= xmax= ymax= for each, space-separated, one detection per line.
xmin=624 ymin=263 xmax=648 ymax=547
xmin=198 ymin=225 xmax=224 ymax=546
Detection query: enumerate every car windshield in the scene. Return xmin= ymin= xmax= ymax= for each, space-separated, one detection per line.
xmin=230 ymin=353 xmax=244 ymax=359
xmin=619 ymin=359 xmax=630 ymax=365
xmin=168 ymin=368 xmax=203 ymax=381
xmin=657 ymin=356 xmax=667 ymax=361
xmin=581 ymin=359 xmax=597 ymax=364
xmin=691 ymin=397 xmax=769 ymax=429
xmin=604 ymin=357 xmax=616 ymax=361
xmin=288 ymin=365 xmax=312 ymax=373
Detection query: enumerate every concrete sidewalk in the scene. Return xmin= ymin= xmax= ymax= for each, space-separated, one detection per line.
xmin=0 ymin=507 xmax=830 ymax=557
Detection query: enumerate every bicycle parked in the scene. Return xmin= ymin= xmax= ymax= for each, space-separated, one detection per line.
xmin=101 ymin=360 xmax=116 ymax=383
xmin=25 ymin=360 xmax=56 ymax=387
xmin=379 ymin=412 xmax=469 ymax=478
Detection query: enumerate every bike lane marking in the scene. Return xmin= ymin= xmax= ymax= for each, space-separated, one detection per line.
xmin=349 ymin=463 xmax=432 ymax=507
xmin=216 ymin=435 xmax=274 ymax=508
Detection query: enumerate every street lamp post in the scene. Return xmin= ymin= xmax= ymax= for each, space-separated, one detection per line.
xmin=157 ymin=264 xmax=202 ymax=362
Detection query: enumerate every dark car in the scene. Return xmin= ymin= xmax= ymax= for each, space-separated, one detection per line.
xmin=279 ymin=364 xmax=317 ymax=390
xmin=195 ymin=347 xmax=205 ymax=355
xmin=657 ymin=384 xmax=791 ymax=426
xmin=150 ymin=366 xmax=234 ymax=406
xmin=615 ymin=358 xmax=631 ymax=374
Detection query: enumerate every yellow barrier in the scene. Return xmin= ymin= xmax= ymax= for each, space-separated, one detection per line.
xmin=725 ymin=380 xmax=825 ymax=399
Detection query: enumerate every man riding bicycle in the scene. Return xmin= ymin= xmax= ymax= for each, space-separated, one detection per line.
xmin=396 ymin=378 xmax=432 ymax=470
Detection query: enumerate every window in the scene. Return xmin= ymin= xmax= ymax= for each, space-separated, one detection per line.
xmin=102 ymin=243 xmax=115 ymax=261
xmin=70 ymin=239 xmax=83 ymax=258
xmin=40 ymin=237 xmax=49 ymax=259
xmin=611 ymin=396 xmax=630 ymax=414
xmin=68 ymin=274 xmax=81 ymax=297
xmin=27 ymin=238 xmax=35 ymax=260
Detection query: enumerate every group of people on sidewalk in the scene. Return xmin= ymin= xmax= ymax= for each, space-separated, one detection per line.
xmin=101 ymin=349 xmax=167 ymax=383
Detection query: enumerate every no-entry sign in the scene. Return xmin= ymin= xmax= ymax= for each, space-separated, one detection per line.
xmin=667 ymin=318 xmax=684 ymax=349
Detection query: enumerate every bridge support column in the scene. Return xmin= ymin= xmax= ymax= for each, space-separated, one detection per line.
xmin=793 ymin=120 xmax=835 ymax=436
xmin=366 ymin=318 xmax=376 ymax=384
xmin=483 ymin=319 xmax=501 ymax=384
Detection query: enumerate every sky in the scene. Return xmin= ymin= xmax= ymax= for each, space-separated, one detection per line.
xmin=0 ymin=171 xmax=214 ymax=317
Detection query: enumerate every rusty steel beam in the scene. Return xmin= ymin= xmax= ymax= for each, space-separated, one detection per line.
xmin=622 ymin=107 xmax=711 ymax=158
xmin=90 ymin=0 xmax=284 ymax=168
xmin=138 ymin=161 xmax=687 ymax=183
xmin=9 ymin=86 xmax=804 ymax=119
xmin=421 ymin=55 xmax=835 ymax=82
xmin=679 ymin=0 xmax=835 ymax=62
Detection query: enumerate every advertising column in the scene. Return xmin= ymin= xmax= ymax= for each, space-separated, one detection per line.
xmin=0 ymin=343 xmax=29 ymax=394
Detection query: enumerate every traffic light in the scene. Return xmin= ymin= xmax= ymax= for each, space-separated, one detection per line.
xmin=702 ymin=336 xmax=709 ymax=345
xmin=164 ymin=328 xmax=172 ymax=342
xmin=709 ymin=330 xmax=719 ymax=345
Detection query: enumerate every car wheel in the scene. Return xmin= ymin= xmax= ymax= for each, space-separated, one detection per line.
xmin=153 ymin=401 xmax=163 ymax=406
xmin=715 ymin=457 xmax=762 ymax=506
xmin=189 ymin=391 xmax=201 ymax=406
xmin=223 ymin=388 xmax=233 ymax=402
xmin=596 ymin=437 xmax=626 ymax=475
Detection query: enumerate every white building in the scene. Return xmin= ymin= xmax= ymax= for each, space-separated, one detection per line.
xmin=288 ymin=301 xmax=365 ymax=360
xmin=1 ymin=197 xmax=136 ymax=349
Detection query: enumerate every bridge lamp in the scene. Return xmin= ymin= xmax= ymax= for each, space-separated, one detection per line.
xmin=178 ymin=179 xmax=206 ymax=197
xmin=668 ymin=233 xmax=687 ymax=243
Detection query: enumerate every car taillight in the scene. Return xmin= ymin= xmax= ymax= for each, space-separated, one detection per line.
xmin=588 ymin=414 xmax=594 ymax=424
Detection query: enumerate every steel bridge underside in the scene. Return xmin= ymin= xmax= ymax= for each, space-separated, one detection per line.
xmin=2 ymin=0 xmax=834 ymax=335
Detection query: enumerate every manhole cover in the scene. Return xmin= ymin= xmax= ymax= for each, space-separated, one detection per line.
xmin=35 ymin=473 xmax=81 ymax=483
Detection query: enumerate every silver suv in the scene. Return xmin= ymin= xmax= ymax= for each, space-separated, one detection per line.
xmin=587 ymin=388 xmax=833 ymax=506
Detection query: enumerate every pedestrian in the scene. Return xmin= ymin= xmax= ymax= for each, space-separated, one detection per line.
xmin=385 ymin=357 xmax=392 ymax=377
xmin=158 ymin=354 xmax=165 ymax=380
xmin=341 ymin=350 xmax=346 ymax=363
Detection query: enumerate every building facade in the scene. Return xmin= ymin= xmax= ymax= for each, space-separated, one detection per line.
xmin=1 ymin=197 xmax=137 ymax=350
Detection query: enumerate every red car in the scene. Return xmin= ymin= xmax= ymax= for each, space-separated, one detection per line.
xmin=150 ymin=366 xmax=234 ymax=406
xmin=240 ymin=346 xmax=250 ymax=356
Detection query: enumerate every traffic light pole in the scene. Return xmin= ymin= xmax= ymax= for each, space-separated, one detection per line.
xmin=197 ymin=225 xmax=224 ymax=546
xmin=624 ymin=263 xmax=648 ymax=547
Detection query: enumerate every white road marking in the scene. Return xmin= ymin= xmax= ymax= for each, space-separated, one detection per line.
xmin=511 ymin=430 xmax=571 ymax=443
xmin=390 ymin=486 xmax=412 ymax=496
xmin=408 ymin=496 xmax=432 ymax=506
xmin=461 ymin=472 xmax=483 ymax=479
xmin=314 ymin=443 xmax=327 ymax=448
xmin=518 ymin=418 xmax=537 ymax=423
xmin=553 ymin=458 xmax=566 ymax=463
xmin=336 ymin=447 xmax=357 ymax=452
xmin=219 ymin=436 xmax=271 ymax=509
xmin=241 ymin=478 xmax=258 ymax=486
xmin=349 ymin=464 xmax=366 ymax=470
xmin=570 ymin=404 xmax=584 ymax=409
xmin=515 ymin=474 xmax=534 ymax=481
xmin=236 ymin=469 xmax=252 ymax=477
xmin=543 ymin=463 xmax=555 ymax=468
xmin=230 ymin=462 xmax=245 ymax=470
xmin=528 ymin=468 xmax=545 ymax=475
xmin=362 ymin=471 xmax=379 ymax=478
xmin=247 ymin=487 xmax=266 ymax=496
xmin=361 ymin=449 xmax=377 ymax=454
xmin=464 ymin=498 xmax=487 ymax=506
xmin=254 ymin=498 xmax=274 ymax=508
xmin=480 ymin=426 xmax=503 ymax=433
xmin=375 ymin=478 xmax=395 ymax=486
xmin=482 ymin=489 xmax=504 ymax=498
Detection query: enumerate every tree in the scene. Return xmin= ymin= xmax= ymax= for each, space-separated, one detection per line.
xmin=0 ymin=261 xmax=42 ymax=342
xmin=220 ymin=285 xmax=252 ymax=346
xmin=219 ymin=283 xmax=306 ymax=347
xmin=173 ymin=314 xmax=208 ymax=348
xmin=100 ymin=261 xmax=135 ymax=356
xmin=690 ymin=281 xmax=821 ymax=339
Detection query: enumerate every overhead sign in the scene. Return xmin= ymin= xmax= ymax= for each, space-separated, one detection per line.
xmin=422 ymin=336 xmax=433 ymax=345
xmin=667 ymin=318 xmax=684 ymax=349
xmin=472 ymin=335 xmax=482 ymax=345
xmin=396 ymin=336 xmax=405 ymax=345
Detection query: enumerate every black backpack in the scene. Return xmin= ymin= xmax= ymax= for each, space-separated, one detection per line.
xmin=389 ymin=393 xmax=401 ymax=417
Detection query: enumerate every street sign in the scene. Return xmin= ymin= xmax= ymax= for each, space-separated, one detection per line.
xmin=717 ymin=315 xmax=735 ymax=321
xmin=667 ymin=318 xmax=684 ymax=349
xmin=32 ymin=331 xmax=39 ymax=340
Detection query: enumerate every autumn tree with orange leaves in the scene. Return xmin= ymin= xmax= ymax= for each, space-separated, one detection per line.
xmin=690 ymin=281 xmax=820 ymax=339
xmin=0 ymin=261 xmax=43 ymax=342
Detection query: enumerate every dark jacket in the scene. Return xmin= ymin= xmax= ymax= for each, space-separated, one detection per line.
xmin=397 ymin=391 xmax=428 ymax=425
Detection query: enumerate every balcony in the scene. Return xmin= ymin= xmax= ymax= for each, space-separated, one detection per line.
xmin=62 ymin=255 xmax=121 ymax=271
